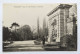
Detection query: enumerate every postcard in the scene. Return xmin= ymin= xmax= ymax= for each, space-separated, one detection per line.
xmin=0 ymin=0 xmax=80 ymax=54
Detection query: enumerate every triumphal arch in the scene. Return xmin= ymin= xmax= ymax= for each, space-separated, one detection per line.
xmin=47 ymin=4 xmax=72 ymax=43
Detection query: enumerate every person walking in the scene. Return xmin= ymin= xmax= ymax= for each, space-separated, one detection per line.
xmin=42 ymin=36 xmax=45 ymax=45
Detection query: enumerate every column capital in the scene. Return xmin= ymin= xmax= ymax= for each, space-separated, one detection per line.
xmin=59 ymin=4 xmax=72 ymax=9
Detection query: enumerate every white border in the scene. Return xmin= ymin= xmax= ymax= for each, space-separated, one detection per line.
xmin=0 ymin=0 xmax=80 ymax=54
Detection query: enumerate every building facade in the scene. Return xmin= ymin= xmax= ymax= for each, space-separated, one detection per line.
xmin=47 ymin=4 xmax=72 ymax=43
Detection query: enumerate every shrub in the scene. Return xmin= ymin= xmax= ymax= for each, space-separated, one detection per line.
xmin=60 ymin=34 xmax=77 ymax=50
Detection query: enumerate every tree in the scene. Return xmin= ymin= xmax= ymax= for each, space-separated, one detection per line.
xmin=37 ymin=18 xmax=40 ymax=39
xmin=10 ymin=22 xmax=19 ymax=41
xmin=3 ymin=26 xmax=10 ymax=41
xmin=18 ymin=25 xmax=33 ymax=40
xmin=43 ymin=18 xmax=48 ymax=41
xmin=10 ymin=22 xmax=19 ymax=32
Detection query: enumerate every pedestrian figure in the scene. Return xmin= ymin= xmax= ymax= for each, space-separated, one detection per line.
xmin=42 ymin=36 xmax=45 ymax=45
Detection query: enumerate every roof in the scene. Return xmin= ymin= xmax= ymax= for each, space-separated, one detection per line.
xmin=47 ymin=4 xmax=72 ymax=16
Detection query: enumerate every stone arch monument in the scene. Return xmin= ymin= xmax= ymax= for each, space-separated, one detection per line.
xmin=47 ymin=4 xmax=72 ymax=43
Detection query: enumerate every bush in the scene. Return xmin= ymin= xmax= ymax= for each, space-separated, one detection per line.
xmin=60 ymin=34 xmax=77 ymax=50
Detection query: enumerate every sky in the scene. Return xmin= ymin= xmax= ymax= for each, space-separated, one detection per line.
xmin=3 ymin=3 xmax=76 ymax=30
xmin=3 ymin=3 xmax=60 ymax=29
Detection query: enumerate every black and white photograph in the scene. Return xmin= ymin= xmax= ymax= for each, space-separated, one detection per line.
xmin=3 ymin=3 xmax=77 ymax=51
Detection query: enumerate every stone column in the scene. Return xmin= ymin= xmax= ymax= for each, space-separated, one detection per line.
xmin=64 ymin=5 xmax=72 ymax=36
xmin=62 ymin=4 xmax=72 ymax=47
xmin=64 ymin=8 xmax=69 ymax=35
xmin=48 ymin=19 xmax=52 ymax=43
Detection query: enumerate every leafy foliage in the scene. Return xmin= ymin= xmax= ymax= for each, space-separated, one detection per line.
xmin=16 ymin=25 xmax=33 ymax=40
xmin=3 ymin=26 xmax=10 ymax=41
